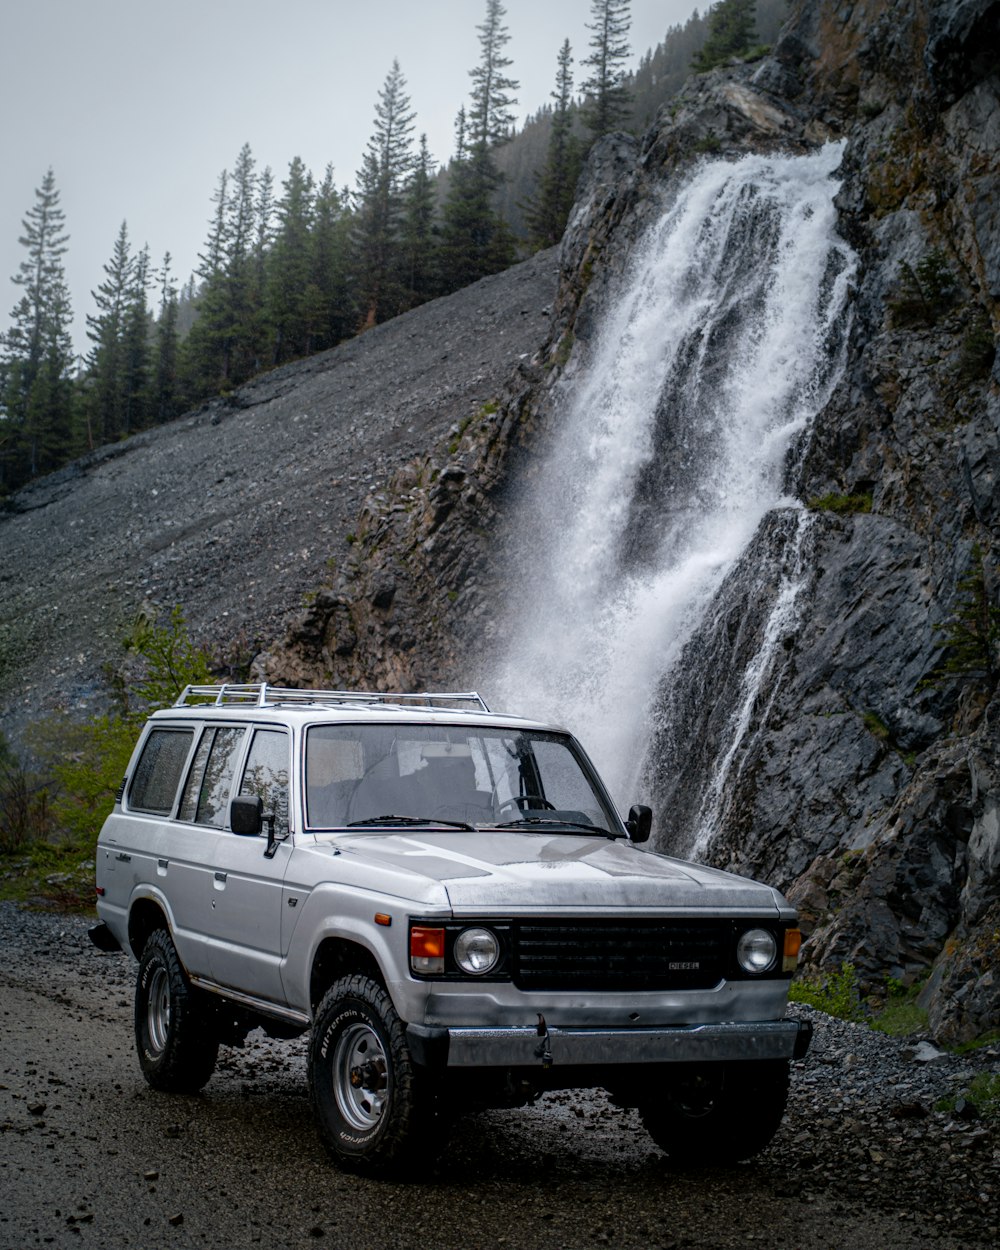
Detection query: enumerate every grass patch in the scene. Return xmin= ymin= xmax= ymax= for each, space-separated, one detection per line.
xmin=807 ymin=492 xmax=873 ymax=514
xmin=0 ymin=839 xmax=95 ymax=912
xmin=935 ymin=1072 xmax=1000 ymax=1119
xmin=863 ymin=710 xmax=891 ymax=741
xmin=870 ymin=978 xmax=929 ymax=1036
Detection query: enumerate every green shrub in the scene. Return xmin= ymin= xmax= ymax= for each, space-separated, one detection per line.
xmin=0 ymin=735 xmax=50 ymax=856
xmin=924 ymin=545 xmax=1000 ymax=688
xmin=958 ymin=312 xmax=997 ymax=384
xmin=693 ymin=133 xmax=723 ymax=154
xmin=789 ymin=961 xmax=865 ymax=1021
xmin=888 ymin=248 xmax=957 ymax=327
xmin=24 ymin=607 xmax=213 ymax=851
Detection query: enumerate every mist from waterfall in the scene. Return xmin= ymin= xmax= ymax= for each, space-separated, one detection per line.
xmin=488 ymin=144 xmax=857 ymax=811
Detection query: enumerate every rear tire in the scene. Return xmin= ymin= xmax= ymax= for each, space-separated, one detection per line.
xmin=639 ymin=1060 xmax=790 ymax=1165
xmin=309 ymin=974 xmax=443 ymax=1176
xmin=134 ymin=929 xmax=219 ymax=1093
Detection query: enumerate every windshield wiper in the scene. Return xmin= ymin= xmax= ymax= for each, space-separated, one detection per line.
xmin=346 ymin=814 xmax=477 ymax=831
xmin=496 ymin=817 xmax=621 ymax=839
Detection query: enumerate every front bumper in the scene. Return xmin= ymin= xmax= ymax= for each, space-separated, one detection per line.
xmin=406 ymin=1016 xmax=812 ymax=1068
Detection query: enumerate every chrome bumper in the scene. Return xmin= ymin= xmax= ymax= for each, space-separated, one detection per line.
xmin=406 ymin=1017 xmax=811 ymax=1068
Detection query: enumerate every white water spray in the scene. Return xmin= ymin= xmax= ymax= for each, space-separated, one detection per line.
xmin=489 ymin=145 xmax=856 ymax=808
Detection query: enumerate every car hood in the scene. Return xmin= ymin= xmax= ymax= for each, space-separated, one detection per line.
xmin=323 ymin=829 xmax=781 ymax=913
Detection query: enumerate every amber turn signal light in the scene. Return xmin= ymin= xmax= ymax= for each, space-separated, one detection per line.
xmin=410 ymin=925 xmax=445 ymax=974
xmin=783 ymin=928 xmax=802 ymax=973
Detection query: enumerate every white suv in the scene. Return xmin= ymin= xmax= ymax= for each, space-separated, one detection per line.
xmin=92 ymin=684 xmax=810 ymax=1175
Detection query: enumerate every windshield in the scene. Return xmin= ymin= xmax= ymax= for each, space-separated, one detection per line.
xmin=304 ymin=723 xmax=619 ymax=835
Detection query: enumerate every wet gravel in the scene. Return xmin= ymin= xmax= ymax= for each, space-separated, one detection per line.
xmin=1 ymin=902 xmax=997 ymax=1250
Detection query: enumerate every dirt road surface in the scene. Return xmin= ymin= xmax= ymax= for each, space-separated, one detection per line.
xmin=1 ymin=905 xmax=996 ymax=1250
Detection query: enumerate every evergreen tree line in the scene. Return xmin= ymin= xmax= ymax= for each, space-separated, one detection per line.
xmin=0 ymin=0 xmax=778 ymax=497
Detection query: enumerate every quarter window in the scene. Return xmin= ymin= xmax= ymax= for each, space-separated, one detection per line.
xmin=128 ymin=729 xmax=194 ymax=815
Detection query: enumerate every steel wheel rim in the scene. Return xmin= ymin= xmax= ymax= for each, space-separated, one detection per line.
xmin=333 ymin=1022 xmax=389 ymax=1132
xmin=146 ymin=964 xmax=171 ymax=1055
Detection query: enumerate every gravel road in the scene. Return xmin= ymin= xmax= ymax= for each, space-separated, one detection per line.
xmin=1 ymin=902 xmax=997 ymax=1250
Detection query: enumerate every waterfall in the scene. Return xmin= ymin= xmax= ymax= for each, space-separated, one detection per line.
xmin=488 ymin=144 xmax=857 ymax=817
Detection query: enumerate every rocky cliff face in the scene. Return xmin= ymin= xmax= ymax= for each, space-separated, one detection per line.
xmin=647 ymin=0 xmax=1000 ymax=1044
xmin=260 ymin=1 xmax=999 ymax=1042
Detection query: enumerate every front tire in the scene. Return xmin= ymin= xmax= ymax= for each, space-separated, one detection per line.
xmin=134 ymin=929 xmax=219 ymax=1093
xmin=639 ymin=1060 xmax=790 ymax=1165
xmin=309 ymin=974 xmax=442 ymax=1176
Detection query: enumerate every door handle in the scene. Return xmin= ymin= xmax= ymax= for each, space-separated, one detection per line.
xmin=214 ymin=871 xmax=227 ymax=883
xmin=115 ymin=852 xmax=131 ymax=863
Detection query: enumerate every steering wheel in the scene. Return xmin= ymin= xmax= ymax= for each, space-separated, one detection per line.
xmin=497 ymin=794 xmax=555 ymax=815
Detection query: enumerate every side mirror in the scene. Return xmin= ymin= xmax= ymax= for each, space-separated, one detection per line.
xmin=231 ymin=794 xmax=263 ymax=836
xmin=625 ymin=804 xmax=652 ymax=844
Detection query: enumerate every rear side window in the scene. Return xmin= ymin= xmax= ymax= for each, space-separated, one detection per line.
xmin=128 ymin=729 xmax=194 ymax=815
xmin=178 ymin=726 xmax=247 ymax=827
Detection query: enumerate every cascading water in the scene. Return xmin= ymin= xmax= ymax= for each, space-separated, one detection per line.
xmin=488 ymin=144 xmax=857 ymax=819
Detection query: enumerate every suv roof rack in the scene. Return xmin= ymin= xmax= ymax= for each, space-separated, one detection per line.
xmin=173 ymin=683 xmax=492 ymax=713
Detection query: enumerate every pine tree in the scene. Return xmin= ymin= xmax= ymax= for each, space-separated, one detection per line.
xmin=929 ymin=545 xmax=1000 ymax=686
xmin=183 ymin=146 xmax=265 ymax=394
xmin=400 ymin=134 xmax=439 ymax=308
xmin=83 ymin=221 xmax=134 ymax=448
xmin=353 ymin=60 xmax=416 ymax=328
xmin=222 ymin=142 xmax=262 ymax=383
xmin=692 ymin=0 xmax=758 ymax=72
xmin=264 ymin=156 xmax=316 ymax=363
xmin=580 ymin=0 xmax=633 ymax=141
xmin=120 ymin=243 xmax=152 ymax=435
xmin=524 ymin=40 xmax=583 ymax=249
xmin=440 ymin=1 xmax=519 ymax=291
xmin=152 ymin=253 xmax=181 ymax=424
xmin=311 ymin=165 xmax=354 ymax=351
xmin=0 ymin=169 xmax=75 ymax=490
xmin=468 ymin=0 xmax=519 ymax=149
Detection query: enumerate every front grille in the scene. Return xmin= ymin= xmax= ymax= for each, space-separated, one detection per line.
xmin=512 ymin=919 xmax=730 ymax=991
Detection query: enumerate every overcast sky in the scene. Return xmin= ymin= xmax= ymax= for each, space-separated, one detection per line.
xmin=1 ymin=0 xmax=702 ymax=354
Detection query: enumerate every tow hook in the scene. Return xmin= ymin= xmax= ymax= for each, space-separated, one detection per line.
xmin=534 ymin=1013 xmax=552 ymax=1068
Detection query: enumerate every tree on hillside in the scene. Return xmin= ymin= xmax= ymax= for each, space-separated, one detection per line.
xmin=311 ymin=164 xmax=355 ymax=351
xmin=151 ymin=253 xmax=181 ymax=424
xmin=120 ymin=243 xmax=152 ymax=435
xmin=83 ymin=221 xmax=135 ymax=448
xmin=0 ymin=168 xmax=75 ymax=491
xmin=264 ymin=156 xmax=316 ymax=363
xmin=353 ymin=60 xmax=416 ymax=328
xmin=399 ymin=134 xmax=439 ymax=309
xmin=523 ymin=39 xmax=583 ymax=249
xmin=183 ymin=145 xmax=264 ymax=393
xmin=692 ymin=0 xmax=758 ymax=71
xmin=440 ymin=0 xmax=519 ymax=291
xmin=580 ymin=0 xmax=633 ymax=141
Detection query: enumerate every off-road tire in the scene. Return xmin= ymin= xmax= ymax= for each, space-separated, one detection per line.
xmin=309 ymin=974 xmax=442 ymax=1177
xmin=639 ymin=1059 xmax=790 ymax=1165
xmin=134 ymin=928 xmax=219 ymax=1093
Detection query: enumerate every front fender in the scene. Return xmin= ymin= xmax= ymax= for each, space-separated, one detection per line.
xmin=282 ymin=880 xmax=441 ymax=1021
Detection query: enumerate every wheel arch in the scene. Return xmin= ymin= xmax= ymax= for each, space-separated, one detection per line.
xmin=310 ymin=936 xmax=387 ymax=1013
xmin=128 ymin=895 xmax=171 ymax=959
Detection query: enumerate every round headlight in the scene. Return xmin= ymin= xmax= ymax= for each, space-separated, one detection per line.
xmin=737 ymin=928 xmax=777 ymax=974
xmin=454 ymin=927 xmax=500 ymax=975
